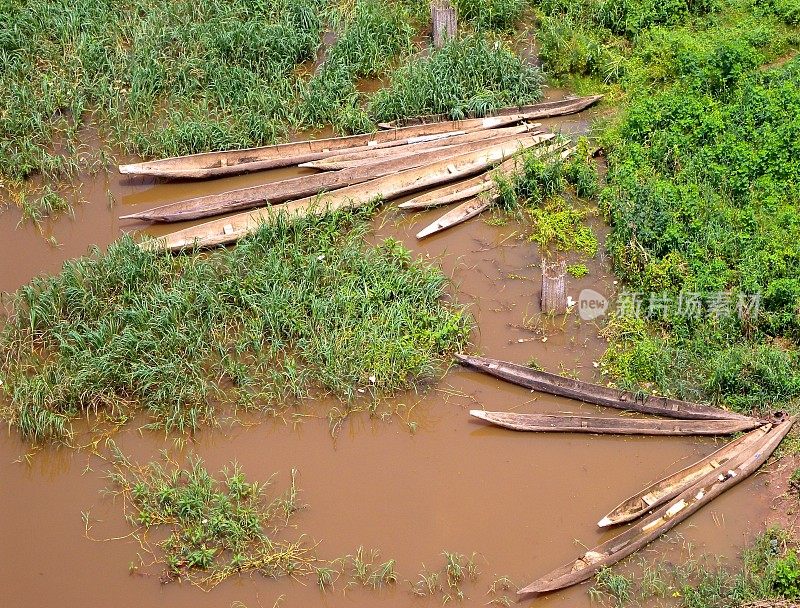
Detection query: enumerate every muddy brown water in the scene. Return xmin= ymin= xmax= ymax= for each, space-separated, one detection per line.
xmin=0 ymin=105 xmax=779 ymax=607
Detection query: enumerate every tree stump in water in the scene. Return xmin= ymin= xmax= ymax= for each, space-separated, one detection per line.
xmin=431 ymin=0 xmax=457 ymax=48
xmin=541 ymin=259 xmax=567 ymax=314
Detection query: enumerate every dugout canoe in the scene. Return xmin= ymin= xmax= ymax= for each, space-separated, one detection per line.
xmin=120 ymin=132 xmax=552 ymax=223
xmin=118 ymin=115 xmax=530 ymax=179
xmin=416 ymin=193 xmax=500 ymax=239
xmin=598 ymin=423 xmax=772 ymax=527
xmin=455 ymin=354 xmax=754 ymax=422
xmin=298 ymin=124 xmax=542 ymax=171
xmin=297 ymin=128 xmax=544 ymax=172
xmin=141 ymin=136 xmax=541 ymax=251
xmin=414 ymin=146 xmax=575 ymax=239
xmin=400 ymin=139 xmax=564 ymax=212
xmin=518 ymin=417 xmax=793 ymax=595
xmin=469 ymin=411 xmax=761 ymax=435
xmin=377 ymin=95 xmax=603 ymax=129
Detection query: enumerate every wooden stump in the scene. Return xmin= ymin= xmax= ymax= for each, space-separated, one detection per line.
xmin=431 ymin=0 xmax=457 ymax=48
xmin=541 ymin=259 xmax=567 ymax=314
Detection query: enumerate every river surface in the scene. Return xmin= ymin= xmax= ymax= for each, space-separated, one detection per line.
xmin=0 ymin=102 xmax=779 ymax=607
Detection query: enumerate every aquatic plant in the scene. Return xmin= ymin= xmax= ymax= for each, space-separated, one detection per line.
xmin=369 ymin=35 xmax=544 ymax=121
xmin=101 ymin=448 xmax=312 ymax=588
xmin=0 ymin=208 xmax=470 ymax=442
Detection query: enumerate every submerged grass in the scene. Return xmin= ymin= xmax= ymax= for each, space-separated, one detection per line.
xmin=0 ymin=208 xmax=470 ymax=443
xmin=102 ymin=448 xmax=312 ymax=588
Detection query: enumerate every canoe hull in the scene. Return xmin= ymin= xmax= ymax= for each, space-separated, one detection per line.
xmin=456 ymin=353 xmax=754 ymax=422
xmin=519 ymin=417 xmax=793 ymax=595
xmin=377 ymin=95 xmax=603 ymax=129
xmin=598 ymin=423 xmax=772 ymax=526
xmin=119 ymin=115 xmax=535 ymax=179
xmin=469 ymin=410 xmax=762 ymax=436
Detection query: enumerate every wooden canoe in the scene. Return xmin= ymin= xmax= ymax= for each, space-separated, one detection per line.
xmin=120 ymin=133 xmax=553 ymax=223
xmin=400 ymin=139 xmax=565 ymax=212
xmin=298 ymin=124 xmax=542 ymax=171
xmin=598 ymin=423 xmax=772 ymax=527
xmin=518 ymin=417 xmax=793 ymax=595
xmin=118 ymin=115 xmax=529 ymax=179
xmin=416 ymin=193 xmax=499 ymax=239
xmin=298 ymin=129 xmax=545 ymax=172
xmin=415 ymin=146 xmax=575 ymax=239
xmin=456 ymin=354 xmax=755 ymax=422
xmin=377 ymin=95 xmax=603 ymax=129
xmin=469 ymin=411 xmax=762 ymax=436
xmin=141 ymin=136 xmax=541 ymax=251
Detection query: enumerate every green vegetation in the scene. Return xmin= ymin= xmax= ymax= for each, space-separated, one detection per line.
xmin=0 ymin=209 xmax=470 ymax=443
xmin=455 ymin=0 xmax=526 ymax=32
xmin=369 ymin=35 xmax=543 ymax=121
xmin=103 ymin=450 xmax=311 ymax=589
xmin=591 ymin=529 xmax=800 ymax=607
xmin=410 ymin=551 xmax=480 ymax=602
xmin=599 ymin=55 xmax=800 ymax=413
xmin=567 ymin=263 xmax=590 ymax=278
xmin=2 ymin=0 xmax=546 ymax=219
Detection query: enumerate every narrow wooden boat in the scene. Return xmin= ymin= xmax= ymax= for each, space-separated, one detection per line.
xmin=299 ymin=129 xmax=544 ymax=172
xmin=598 ymin=423 xmax=772 ymax=527
xmin=377 ymin=95 xmax=603 ymax=129
xmin=299 ymin=124 xmax=541 ymax=170
xmin=469 ymin=411 xmax=761 ymax=435
xmin=456 ymin=354 xmax=755 ymax=422
xmin=518 ymin=417 xmax=793 ymax=595
xmin=400 ymin=139 xmax=565 ymax=211
xmin=120 ymin=133 xmax=551 ymax=223
xmin=118 ymin=115 xmax=529 ymax=179
xmin=141 ymin=136 xmax=540 ymax=251
xmin=416 ymin=194 xmax=499 ymax=239
xmin=415 ymin=146 xmax=575 ymax=239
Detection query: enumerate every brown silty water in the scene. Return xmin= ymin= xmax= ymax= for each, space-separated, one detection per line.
xmin=0 ymin=101 xmax=780 ymax=608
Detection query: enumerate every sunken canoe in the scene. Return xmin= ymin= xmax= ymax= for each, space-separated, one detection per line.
xmin=518 ymin=417 xmax=793 ymax=595
xmin=414 ymin=146 xmax=574 ymax=239
xmin=377 ymin=95 xmax=603 ymax=129
xmin=456 ymin=354 xmax=755 ymax=422
xmin=140 ymin=135 xmax=541 ymax=251
xmin=118 ymin=115 xmax=529 ymax=179
xmin=120 ymin=131 xmax=552 ymax=223
xmin=298 ymin=124 xmax=541 ymax=171
xmin=469 ymin=411 xmax=762 ymax=436
xmin=597 ymin=423 xmax=772 ymax=527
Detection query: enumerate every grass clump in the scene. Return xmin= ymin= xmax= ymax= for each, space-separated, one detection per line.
xmin=103 ymin=449 xmax=311 ymax=588
xmin=0 ymin=209 xmax=470 ymax=443
xmin=369 ymin=34 xmax=543 ymax=122
xmin=300 ymin=0 xmax=418 ymax=132
xmin=455 ymin=0 xmax=526 ymax=32
xmin=410 ymin=551 xmax=480 ymax=602
xmin=591 ymin=529 xmax=800 ymax=607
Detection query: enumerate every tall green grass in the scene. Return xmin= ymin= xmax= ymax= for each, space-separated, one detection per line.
xmin=369 ymin=35 xmax=543 ymax=121
xmin=0 ymin=209 xmax=470 ymax=442
xmin=454 ymin=0 xmax=526 ymax=32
